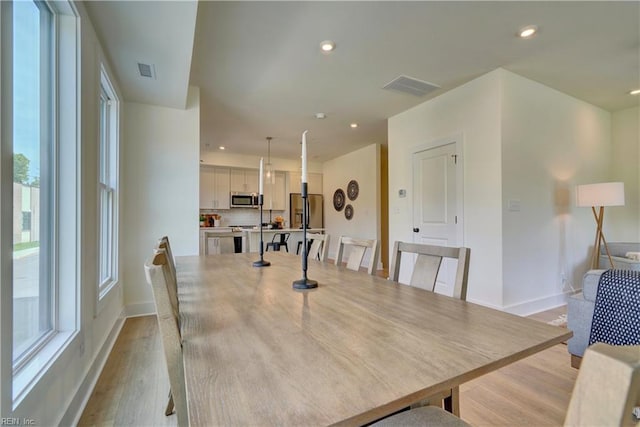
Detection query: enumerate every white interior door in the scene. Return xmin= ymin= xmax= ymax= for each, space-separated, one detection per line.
xmin=412 ymin=142 xmax=459 ymax=295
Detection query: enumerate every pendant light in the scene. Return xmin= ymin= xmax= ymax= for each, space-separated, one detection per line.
xmin=265 ymin=137 xmax=275 ymax=185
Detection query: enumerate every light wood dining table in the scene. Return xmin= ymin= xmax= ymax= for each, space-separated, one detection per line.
xmin=176 ymin=252 xmax=572 ymax=426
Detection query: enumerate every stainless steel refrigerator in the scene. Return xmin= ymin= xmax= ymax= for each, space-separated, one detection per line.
xmin=290 ymin=193 xmax=323 ymax=229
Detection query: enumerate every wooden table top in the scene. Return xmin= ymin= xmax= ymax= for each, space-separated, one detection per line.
xmin=176 ymin=252 xmax=572 ymax=426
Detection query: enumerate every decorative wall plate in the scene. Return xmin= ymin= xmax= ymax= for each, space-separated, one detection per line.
xmin=347 ymin=180 xmax=359 ymax=201
xmin=333 ymin=189 xmax=346 ymax=211
xmin=344 ymin=204 xmax=354 ymax=220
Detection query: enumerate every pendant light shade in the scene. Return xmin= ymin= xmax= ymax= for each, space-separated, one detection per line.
xmin=265 ymin=137 xmax=275 ymax=185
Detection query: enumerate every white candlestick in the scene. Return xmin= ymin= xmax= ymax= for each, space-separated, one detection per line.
xmin=259 ymin=157 xmax=264 ymax=195
xmin=301 ymin=130 xmax=308 ymax=183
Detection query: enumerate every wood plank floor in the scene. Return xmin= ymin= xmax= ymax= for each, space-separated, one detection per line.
xmin=79 ymin=307 xmax=576 ymax=426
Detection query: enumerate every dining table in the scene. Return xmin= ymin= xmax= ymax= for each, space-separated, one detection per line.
xmin=176 ymin=251 xmax=572 ymax=426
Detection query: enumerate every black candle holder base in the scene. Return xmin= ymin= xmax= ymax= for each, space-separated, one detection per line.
xmin=292 ymin=278 xmax=318 ymax=289
xmin=253 ymin=259 xmax=271 ymax=267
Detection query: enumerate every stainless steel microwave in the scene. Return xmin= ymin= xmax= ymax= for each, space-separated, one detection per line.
xmin=230 ymin=192 xmax=258 ymax=208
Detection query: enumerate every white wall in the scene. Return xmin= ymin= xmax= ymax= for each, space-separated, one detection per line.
xmin=9 ymin=3 xmax=126 ymax=424
xmin=388 ymin=70 xmax=504 ymax=308
xmin=609 ymin=106 xmax=640 ymax=241
xmin=121 ymin=87 xmax=200 ymax=315
xmin=322 ymin=144 xmax=382 ymax=266
xmin=500 ymin=70 xmax=611 ymax=312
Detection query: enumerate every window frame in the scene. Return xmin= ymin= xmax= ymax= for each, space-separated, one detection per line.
xmin=10 ymin=0 xmax=56 ymax=373
xmin=97 ymin=65 xmax=119 ymax=301
xmin=1 ymin=0 xmax=80 ymax=407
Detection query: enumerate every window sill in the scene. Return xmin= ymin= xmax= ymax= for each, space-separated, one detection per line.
xmin=97 ymin=279 xmax=120 ymax=316
xmin=13 ymin=330 xmax=76 ymax=408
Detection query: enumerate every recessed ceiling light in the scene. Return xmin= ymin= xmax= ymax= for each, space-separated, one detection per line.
xmin=320 ymin=40 xmax=336 ymax=53
xmin=350 ymin=123 xmax=358 ymax=128
xmin=630 ymin=89 xmax=640 ymax=95
xmin=315 ymin=112 xmax=327 ymax=119
xmin=219 ymin=146 xmax=225 ymax=150
xmin=518 ymin=25 xmax=538 ymax=39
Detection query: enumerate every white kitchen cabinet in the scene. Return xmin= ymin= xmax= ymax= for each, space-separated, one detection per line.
xmin=264 ymin=171 xmax=286 ymax=211
xmin=199 ymin=228 xmax=242 ymax=255
xmin=230 ymin=168 xmax=259 ymax=194
xmin=289 ymin=171 xmax=323 ymax=194
xmin=200 ymin=166 xmax=230 ymax=209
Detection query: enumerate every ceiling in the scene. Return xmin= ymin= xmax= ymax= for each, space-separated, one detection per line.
xmin=86 ymin=1 xmax=640 ymax=162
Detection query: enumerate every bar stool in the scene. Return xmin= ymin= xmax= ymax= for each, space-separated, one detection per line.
xmin=266 ymin=233 xmax=290 ymax=252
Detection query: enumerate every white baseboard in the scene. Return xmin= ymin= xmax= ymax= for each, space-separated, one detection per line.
xmin=125 ymin=301 xmax=156 ymax=317
xmin=502 ymin=291 xmax=572 ymax=317
xmin=61 ymin=311 xmax=126 ymax=426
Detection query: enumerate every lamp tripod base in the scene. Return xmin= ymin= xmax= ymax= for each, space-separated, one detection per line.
xmin=292 ymin=278 xmax=318 ymax=290
xmin=253 ymin=259 xmax=271 ymax=267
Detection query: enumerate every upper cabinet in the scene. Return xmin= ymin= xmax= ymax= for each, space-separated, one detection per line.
xmin=230 ymin=168 xmax=259 ymax=194
xmin=264 ymin=171 xmax=286 ymax=211
xmin=289 ymin=171 xmax=323 ymax=194
xmin=200 ymin=166 xmax=230 ymax=209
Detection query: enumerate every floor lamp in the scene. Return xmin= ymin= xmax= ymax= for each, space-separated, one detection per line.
xmin=576 ymin=182 xmax=625 ymax=269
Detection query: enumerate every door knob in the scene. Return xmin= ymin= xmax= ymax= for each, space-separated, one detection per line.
xmin=413 ymin=228 xmax=419 ymax=233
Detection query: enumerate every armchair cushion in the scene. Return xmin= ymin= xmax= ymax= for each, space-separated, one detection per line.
xmin=600 ymin=242 xmax=640 ymax=271
xmin=588 ymin=269 xmax=640 ymax=347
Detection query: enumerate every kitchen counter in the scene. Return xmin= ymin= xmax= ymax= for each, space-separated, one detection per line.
xmin=244 ymin=228 xmax=325 ymax=253
xmin=244 ymin=228 xmax=324 ymax=233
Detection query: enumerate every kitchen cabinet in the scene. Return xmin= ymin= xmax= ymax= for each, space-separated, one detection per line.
xmin=230 ymin=168 xmax=259 ymax=194
xmin=200 ymin=166 xmax=230 ymax=209
xmin=289 ymin=171 xmax=323 ymax=194
xmin=199 ymin=228 xmax=244 ymax=255
xmin=263 ymin=171 xmax=286 ymax=211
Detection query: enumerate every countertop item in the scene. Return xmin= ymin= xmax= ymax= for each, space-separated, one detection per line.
xmin=176 ymin=252 xmax=571 ymax=426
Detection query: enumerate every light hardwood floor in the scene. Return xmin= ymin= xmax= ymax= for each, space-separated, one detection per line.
xmin=79 ymin=307 xmax=575 ymax=427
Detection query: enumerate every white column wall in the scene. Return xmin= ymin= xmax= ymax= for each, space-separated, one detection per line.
xmin=609 ymin=106 xmax=640 ymax=241
xmin=388 ymin=70 xmax=504 ymax=308
xmin=500 ymin=69 xmax=612 ymax=313
xmin=322 ymin=144 xmax=382 ymax=266
xmin=121 ymin=87 xmax=200 ymax=315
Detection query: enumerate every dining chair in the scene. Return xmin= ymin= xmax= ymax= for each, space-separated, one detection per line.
xmin=389 ymin=241 xmax=471 ymax=416
xmin=564 ymin=343 xmax=639 ymax=426
xmin=307 ymin=233 xmax=330 ymax=262
xmin=374 ymin=343 xmax=640 ymax=427
xmin=157 ymin=236 xmax=176 ymax=283
xmin=266 ymin=232 xmax=290 ymax=252
xmin=153 ymin=246 xmax=179 ymax=321
xmin=144 ymin=251 xmax=188 ymax=427
xmin=389 ymin=241 xmax=471 ymax=301
xmin=334 ymin=236 xmax=379 ymax=275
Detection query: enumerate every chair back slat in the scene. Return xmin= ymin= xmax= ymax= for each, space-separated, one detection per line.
xmin=411 ymin=254 xmax=442 ymax=291
xmin=144 ymin=252 xmax=188 ymax=427
xmin=306 ymin=233 xmax=330 ymax=262
xmin=335 ymin=236 xmax=379 ymax=275
xmin=390 ymin=241 xmax=470 ymax=300
xmin=564 ymin=343 xmax=640 ymax=427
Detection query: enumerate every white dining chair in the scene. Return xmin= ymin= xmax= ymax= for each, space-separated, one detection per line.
xmin=374 ymin=343 xmax=640 ymax=427
xmin=334 ymin=236 xmax=379 ymax=275
xmin=389 ymin=241 xmax=471 ymax=416
xmin=307 ymin=233 xmax=330 ymax=262
xmin=144 ymin=251 xmax=188 ymax=426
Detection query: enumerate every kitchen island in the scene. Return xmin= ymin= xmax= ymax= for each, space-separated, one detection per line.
xmin=244 ymin=228 xmax=324 ymax=253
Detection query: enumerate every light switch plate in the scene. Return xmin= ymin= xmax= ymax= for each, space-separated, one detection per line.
xmin=508 ymin=199 xmax=521 ymax=211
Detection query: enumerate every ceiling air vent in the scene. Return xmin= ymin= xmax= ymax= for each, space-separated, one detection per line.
xmin=383 ymin=75 xmax=440 ymax=97
xmin=137 ymin=62 xmax=156 ymax=79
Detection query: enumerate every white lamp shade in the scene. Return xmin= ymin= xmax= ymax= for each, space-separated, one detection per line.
xmin=576 ymin=182 xmax=625 ymax=207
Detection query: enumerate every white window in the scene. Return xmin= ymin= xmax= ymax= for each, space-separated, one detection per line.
xmin=2 ymin=0 xmax=79 ymax=404
xmin=98 ymin=68 xmax=119 ymax=299
xmin=11 ymin=0 xmax=55 ymax=370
